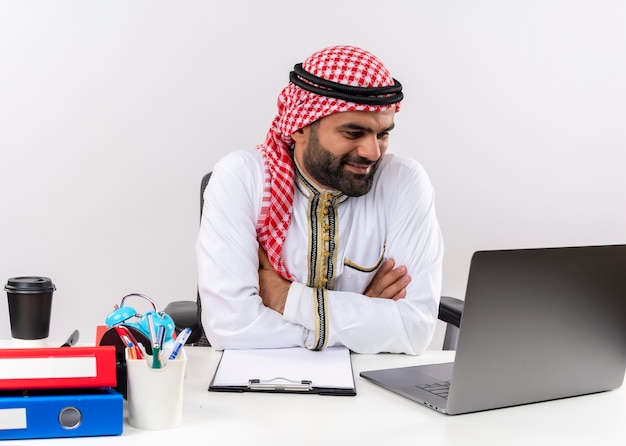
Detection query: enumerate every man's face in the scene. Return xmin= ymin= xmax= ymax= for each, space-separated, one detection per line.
xmin=292 ymin=109 xmax=396 ymax=197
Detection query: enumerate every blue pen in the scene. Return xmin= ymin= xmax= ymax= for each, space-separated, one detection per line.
xmin=169 ymin=327 xmax=192 ymax=360
xmin=156 ymin=325 xmax=165 ymax=348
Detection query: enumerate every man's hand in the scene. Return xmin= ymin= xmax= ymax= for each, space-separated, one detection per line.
xmin=258 ymin=247 xmax=291 ymax=314
xmin=364 ymin=258 xmax=411 ymax=301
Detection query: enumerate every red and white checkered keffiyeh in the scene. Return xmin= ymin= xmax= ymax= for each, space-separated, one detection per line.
xmin=256 ymin=45 xmax=402 ymax=279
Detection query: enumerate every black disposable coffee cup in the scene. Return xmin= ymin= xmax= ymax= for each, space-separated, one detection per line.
xmin=4 ymin=276 xmax=55 ymax=344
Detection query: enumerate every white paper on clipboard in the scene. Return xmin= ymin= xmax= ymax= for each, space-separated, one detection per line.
xmin=210 ymin=346 xmax=355 ymax=393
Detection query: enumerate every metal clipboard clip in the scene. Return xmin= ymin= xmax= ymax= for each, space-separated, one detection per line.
xmin=248 ymin=377 xmax=313 ymax=392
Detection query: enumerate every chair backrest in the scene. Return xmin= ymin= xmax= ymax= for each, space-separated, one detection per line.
xmin=200 ymin=172 xmax=212 ymax=221
xmin=193 ymin=172 xmax=213 ymax=346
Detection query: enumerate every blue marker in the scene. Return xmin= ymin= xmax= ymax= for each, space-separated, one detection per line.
xmin=168 ymin=327 xmax=192 ymax=360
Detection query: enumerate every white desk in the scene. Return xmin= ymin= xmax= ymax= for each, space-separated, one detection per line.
xmin=5 ymin=347 xmax=625 ymax=445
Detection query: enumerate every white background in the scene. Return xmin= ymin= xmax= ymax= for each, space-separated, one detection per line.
xmin=1 ymin=0 xmax=624 ymax=347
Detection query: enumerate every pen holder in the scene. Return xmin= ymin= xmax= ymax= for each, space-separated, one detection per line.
xmin=125 ymin=348 xmax=187 ymax=430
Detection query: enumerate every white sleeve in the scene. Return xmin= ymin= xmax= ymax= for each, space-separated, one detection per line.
xmin=196 ymin=150 xmax=308 ymax=350
xmin=283 ymin=158 xmax=444 ymax=355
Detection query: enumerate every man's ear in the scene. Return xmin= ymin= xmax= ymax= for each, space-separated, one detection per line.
xmin=291 ymin=127 xmax=307 ymax=145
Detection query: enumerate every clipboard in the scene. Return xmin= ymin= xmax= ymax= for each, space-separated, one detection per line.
xmin=209 ymin=346 xmax=356 ymax=396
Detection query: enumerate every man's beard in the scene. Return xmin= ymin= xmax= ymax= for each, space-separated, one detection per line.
xmin=301 ymin=128 xmax=380 ymax=197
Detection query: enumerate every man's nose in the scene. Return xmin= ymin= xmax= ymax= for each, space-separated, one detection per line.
xmin=356 ymin=135 xmax=381 ymax=161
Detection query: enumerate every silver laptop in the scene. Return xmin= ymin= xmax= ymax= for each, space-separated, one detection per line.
xmin=360 ymin=244 xmax=626 ymax=415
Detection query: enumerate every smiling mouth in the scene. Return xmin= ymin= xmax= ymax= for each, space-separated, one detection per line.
xmin=344 ymin=161 xmax=374 ymax=175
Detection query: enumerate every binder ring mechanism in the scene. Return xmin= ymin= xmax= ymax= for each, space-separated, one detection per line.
xmin=248 ymin=377 xmax=313 ymax=392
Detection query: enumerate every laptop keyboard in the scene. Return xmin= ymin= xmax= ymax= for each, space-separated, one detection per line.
xmin=416 ymin=381 xmax=450 ymax=399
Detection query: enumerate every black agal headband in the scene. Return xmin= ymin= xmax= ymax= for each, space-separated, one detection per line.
xmin=289 ymin=63 xmax=403 ymax=106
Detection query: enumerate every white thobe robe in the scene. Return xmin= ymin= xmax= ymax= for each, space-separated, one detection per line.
xmin=196 ymin=148 xmax=443 ymax=354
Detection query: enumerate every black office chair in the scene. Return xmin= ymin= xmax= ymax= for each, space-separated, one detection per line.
xmin=165 ymin=172 xmax=464 ymax=350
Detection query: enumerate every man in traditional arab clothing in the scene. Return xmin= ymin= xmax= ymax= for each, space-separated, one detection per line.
xmin=196 ymin=45 xmax=444 ymax=354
